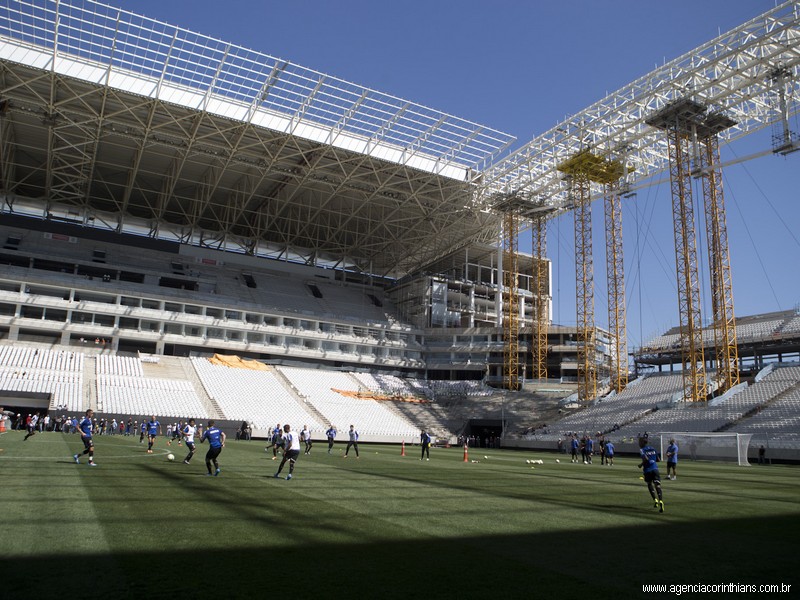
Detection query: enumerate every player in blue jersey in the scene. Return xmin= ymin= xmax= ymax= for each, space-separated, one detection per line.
xmin=666 ymin=438 xmax=678 ymax=480
xmin=570 ymin=435 xmax=579 ymax=463
xmin=73 ymin=409 xmax=97 ymax=466
xmin=604 ymin=439 xmax=615 ymax=466
xmin=274 ymin=424 xmax=301 ymax=480
xmin=146 ymin=416 xmax=162 ymax=454
xmin=182 ymin=418 xmax=197 ymax=464
xmin=638 ymin=436 xmax=664 ymax=513
xmin=585 ymin=436 xmax=594 ymax=464
xmin=266 ymin=423 xmax=283 ymax=460
xmin=344 ymin=424 xmax=359 ymax=458
xmin=200 ymin=420 xmax=225 ymax=476
xmin=326 ymin=425 xmax=337 ymax=454
xmin=420 ymin=430 xmax=431 ymax=461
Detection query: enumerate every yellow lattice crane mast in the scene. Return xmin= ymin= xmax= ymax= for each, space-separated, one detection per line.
xmin=646 ymin=99 xmax=709 ymax=402
xmin=502 ymin=209 xmax=521 ymax=391
xmin=604 ymin=179 xmax=628 ymax=393
xmin=698 ymin=114 xmax=739 ymax=393
xmin=531 ymin=215 xmax=549 ymax=380
xmin=557 ymin=150 xmax=625 ymax=401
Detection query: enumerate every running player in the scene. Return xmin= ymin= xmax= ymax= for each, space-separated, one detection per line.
xmin=73 ymin=409 xmax=97 ymax=466
xmin=344 ymin=424 xmax=359 ymax=458
xmin=200 ymin=420 xmax=225 ymax=476
xmin=300 ymin=425 xmax=312 ymax=455
xmin=325 ymin=424 xmax=337 ymax=454
xmin=182 ymin=418 xmax=197 ymax=464
xmin=274 ymin=424 xmax=301 ymax=480
xmin=23 ymin=412 xmax=39 ymax=441
xmin=267 ymin=423 xmax=282 ymax=460
xmin=666 ymin=438 xmax=678 ymax=480
xmin=638 ymin=436 xmax=664 ymax=513
xmin=146 ymin=416 xmax=162 ymax=454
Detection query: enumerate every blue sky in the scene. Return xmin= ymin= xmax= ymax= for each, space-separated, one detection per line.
xmin=111 ymin=0 xmax=799 ymax=347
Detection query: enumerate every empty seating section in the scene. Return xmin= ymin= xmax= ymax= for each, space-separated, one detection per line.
xmin=96 ymin=371 xmax=206 ymax=418
xmin=279 ymin=367 xmax=419 ymax=437
xmin=429 ymin=380 xmax=492 ymax=398
xmin=549 ymin=374 xmax=684 ymax=436
xmin=96 ymin=354 xmax=144 ymax=377
xmin=351 ymin=372 xmax=416 ymax=397
xmin=191 ymin=358 xmax=322 ymax=431
xmin=0 ymin=344 xmax=84 ymax=411
xmin=732 ymin=366 xmax=800 ymax=435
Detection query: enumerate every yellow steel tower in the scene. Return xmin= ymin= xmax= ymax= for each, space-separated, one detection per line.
xmin=604 ymin=181 xmax=628 ymax=393
xmin=531 ymin=215 xmax=549 ymax=380
xmin=646 ymin=99 xmax=707 ymax=402
xmin=503 ymin=209 xmax=521 ymax=391
xmin=698 ymin=114 xmax=739 ymax=392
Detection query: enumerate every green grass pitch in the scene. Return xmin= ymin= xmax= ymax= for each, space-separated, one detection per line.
xmin=1 ymin=431 xmax=797 ymax=598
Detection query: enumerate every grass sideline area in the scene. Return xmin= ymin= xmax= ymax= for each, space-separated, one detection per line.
xmin=1 ymin=430 xmax=797 ymax=598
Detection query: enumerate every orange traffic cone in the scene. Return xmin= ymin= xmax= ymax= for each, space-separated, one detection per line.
xmin=401 ymin=440 xmax=406 ymax=456
xmin=462 ymin=444 xmax=469 ymax=462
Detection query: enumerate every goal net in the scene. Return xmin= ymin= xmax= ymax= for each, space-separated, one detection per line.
xmin=658 ymin=432 xmax=753 ymax=466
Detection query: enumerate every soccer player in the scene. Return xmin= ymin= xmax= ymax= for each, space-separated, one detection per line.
xmin=182 ymin=418 xmax=197 ymax=464
xmin=326 ymin=424 xmax=337 ymax=454
xmin=200 ymin=420 xmax=225 ymax=476
xmin=267 ymin=423 xmax=282 ymax=460
xmin=420 ymin=430 xmax=431 ymax=461
xmin=146 ymin=415 xmax=162 ymax=454
xmin=570 ymin=435 xmax=579 ymax=463
xmin=300 ymin=425 xmax=312 ymax=455
xmin=73 ymin=409 xmax=97 ymax=466
xmin=344 ymin=424 xmax=359 ymax=458
xmin=666 ymin=438 xmax=678 ymax=480
xmin=604 ymin=439 xmax=615 ymax=466
xmin=139 ymin=419 xmax=146 ymax=443
xmin=585 ymin=436 xmax=594 ymax=464
xmin=638 ymin=436 xmax=664 ymax=513
xmin=274 ymin=424 xmax=301 ymax=480
xmin=23 ymin=412 xmax=39 ymax=441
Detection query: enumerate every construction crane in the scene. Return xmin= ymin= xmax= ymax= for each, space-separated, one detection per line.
xmin=557 ymin=150 xmax=625 ymax=402
xmin=502 ymin=209 xmax=520 ymax=391
xmin=531 ymin=214 xmax=549 ymax=380
xmin=604 ymin=179 xmax=628 ymax=393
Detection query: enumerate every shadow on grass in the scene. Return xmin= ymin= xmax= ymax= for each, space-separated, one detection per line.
xmin=9 ymin=513 xmax=797 ymax=600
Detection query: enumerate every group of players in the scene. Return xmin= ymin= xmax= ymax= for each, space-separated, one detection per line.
xmin=66 ymin=408 xmax=674 ymax=509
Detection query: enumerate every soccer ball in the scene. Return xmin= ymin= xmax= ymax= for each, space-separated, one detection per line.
xmin=167 ymin=453 xmax=175 ymax=461
xmin=526 ymin=459 xmax=531 ymax=464
xmin=484 ymin=455 xmax=488 ymax=459
xmin=556 ymin=459 xmax=560 ymax=463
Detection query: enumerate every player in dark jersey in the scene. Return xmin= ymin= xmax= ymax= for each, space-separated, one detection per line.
xmin=638 ymin=436 xmax=664 ymax=513
xmin=326 ymin=425 xmax=337 ymax=454
xmin=570 ymin=435 xmax=579 ymax=463
xmin=420 ymin=430 xmax=431 ymax=461
xmin=666 ymin=439 xmax=678 ymax=480
xmin=73 ymin=409 xmax=97 ymax=466
xmin=200 ymin=420 xmax=225 ymax=476
xmin=146 ymin=416 xmax=162 ymax=454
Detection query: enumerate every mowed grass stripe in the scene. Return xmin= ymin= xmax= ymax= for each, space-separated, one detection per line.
xmin=1 ymin=432 xmax=797 ymax=598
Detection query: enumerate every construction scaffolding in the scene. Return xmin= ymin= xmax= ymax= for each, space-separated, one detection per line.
xmin=646 ymin=99 xmax=708 ymax=402
xmin=699 ymin=119 xmax=739 ymax=393
xmin=604 ymin=181 xmax=628 ymax=393
xmin=502 ymin=210 xmax=521 ymax=391
xmin=531 ymin=215 xmax=549 ymax=380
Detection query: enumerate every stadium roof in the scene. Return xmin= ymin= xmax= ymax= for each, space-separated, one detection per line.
xmin=481 ymin=1 xmax=800 ymax=217
xmin=0 ymin=0 xmax=515 ymax=278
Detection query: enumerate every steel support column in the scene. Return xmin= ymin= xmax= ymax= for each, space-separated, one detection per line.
xmin=503 ymin=210 xmax=520 ymax=391
xmin=531 ymin=216 xmax=549 ymax=380
xmin=604 ymin=182 xmax=627 ymax=393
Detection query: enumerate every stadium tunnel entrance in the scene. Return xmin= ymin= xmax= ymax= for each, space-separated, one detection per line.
xmin=465 ymin=419 xmax=502 ymax=448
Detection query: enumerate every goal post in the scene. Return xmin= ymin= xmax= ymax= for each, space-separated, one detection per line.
xmin=659 ymin=432 xmax=753 ymax=466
